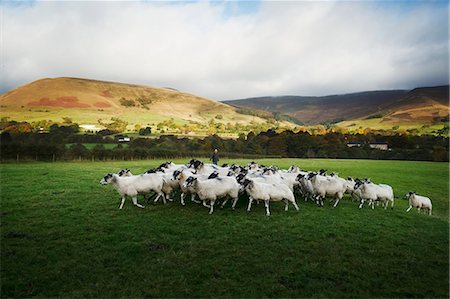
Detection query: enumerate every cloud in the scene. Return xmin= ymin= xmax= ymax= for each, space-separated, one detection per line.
xmin=1 ymin=1 xmax=448 ymax=100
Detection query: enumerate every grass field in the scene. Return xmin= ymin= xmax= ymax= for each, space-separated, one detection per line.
xmin=65 ymin=143 xmax=129 ymax=149
xmin=1 ymin=159 xmax=448 ymax=298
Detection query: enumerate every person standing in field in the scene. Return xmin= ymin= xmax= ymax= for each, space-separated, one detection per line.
xmin=210 ymin=148 xmax=219 ymax=165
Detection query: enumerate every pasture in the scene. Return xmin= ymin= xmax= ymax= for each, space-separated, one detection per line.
xmin=1 ymin=159 xmax=448 ymax=298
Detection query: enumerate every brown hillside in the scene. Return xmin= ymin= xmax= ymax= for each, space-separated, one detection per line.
xmin=0 ymin=77 xmax=266 ymax=125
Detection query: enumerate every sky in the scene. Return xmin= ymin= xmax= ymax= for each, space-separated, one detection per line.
xmin=1 ymin=0 xmax=448 ymax=100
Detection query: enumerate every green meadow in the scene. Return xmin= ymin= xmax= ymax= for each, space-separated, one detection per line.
xmin=1 ymin=159 xmax=448 ymax=298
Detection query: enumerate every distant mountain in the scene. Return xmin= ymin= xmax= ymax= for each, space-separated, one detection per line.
xmin=225 ymin=86 xmax=449 ymax=126
xmin=0 ymin=77 xmax=271 ymax=126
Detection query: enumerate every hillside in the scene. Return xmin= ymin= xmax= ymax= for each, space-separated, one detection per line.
xmin=0 ymin=77 xmax=271 ymax=127
xmin=226 ymin=86 xmax=449 ymax=127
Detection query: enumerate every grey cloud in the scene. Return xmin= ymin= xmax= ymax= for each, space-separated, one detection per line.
xmin=1 ymin=1 xmax=448 ymax=100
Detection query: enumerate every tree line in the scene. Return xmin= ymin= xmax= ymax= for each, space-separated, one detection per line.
xmin=0 ymin=124 xmax=448 ymax=162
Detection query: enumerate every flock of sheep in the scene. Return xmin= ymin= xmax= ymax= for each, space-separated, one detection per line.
xmin=100 ymin=159 xmax=433 ymax=216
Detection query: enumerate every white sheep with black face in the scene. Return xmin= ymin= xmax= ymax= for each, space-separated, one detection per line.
xmin=241 ymin=178 xmax=299 ymax=216
xmin=354 ymin=180 xmax=394 ymax=209
xmin=405 ymin=192 xmax=432 ymax=215
xmin=182 ymin=176 xmax=240 ymax=214
xmin=295 ymin=173 xmax=315 ymax=202
xmin=307 ymin=172 xmax=347 ymax=207
xmin=100 ymin=172 xmax=164 ymax=209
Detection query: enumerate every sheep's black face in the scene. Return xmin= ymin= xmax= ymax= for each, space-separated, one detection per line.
xmin=192 ymin=160 xmax=203 ymax=169
xmin=118 ymin=169 xmax=131 ymax=177
xmin=307 ymin=172 xmax=317 ymax=180
xmin=208 ymin=172 xmax=219 ymax=179
xmin=172 ymin=170 xmax=182 ymax=180
xmin=296 ymin=174 xmax=304 ymax=181
xmin=158 ymin=162 xmax=171 ymax=169
xmin=183 ymin=176 xmax=197 ymax=188
xmin=319 ymin=169 xmax=327 ymax=175
xmin=236 ymin=173 xmax=246 ymax=183
xmin=404 ymin=191 xmax=415 ymax=200
xmin=242 ymin=179 xmax=252 ymax=189
xmin=100 ymin=173 xmax=113 ymax=185
xmin=347 ymin=177 xmax=353 ymax=181
xmin=354 ymin=180 xmax=364 ymax=190
xmin=227 ymin=170 xmax=234 ymax=176
xmin=146 ymin=169 xmax=157 ymax=174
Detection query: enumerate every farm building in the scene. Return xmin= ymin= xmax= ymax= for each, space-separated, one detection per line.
xmin=347 ymin=141 xmax=389 ymax=150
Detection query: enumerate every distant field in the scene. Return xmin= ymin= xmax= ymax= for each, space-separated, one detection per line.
xmin=1 ymin=159 xmax=448 ymax=297
xmin=338 ymin=118 xmax=446 ymax=134
xmin=65 ymin=143 xmax=129 ymax=149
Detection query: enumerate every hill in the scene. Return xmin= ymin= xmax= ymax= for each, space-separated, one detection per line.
xmin=226 ymin=86 xmax=449 ymax=128
xmin=0 ymin=77 xmax=273 ymax=128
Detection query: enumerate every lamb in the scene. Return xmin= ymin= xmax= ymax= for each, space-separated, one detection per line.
xmin=241 ymin=179 xmax=299 ymax=216
xmin=100 ymin=172 xmax=165 ymax=209
xmin=182 ymin=176 xmax=240 ymax=214
xmin=405 ymin=192 xmax=432 ymax=215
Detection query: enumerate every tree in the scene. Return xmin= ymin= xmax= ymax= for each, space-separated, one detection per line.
xmin=62 ymin=117 xmax=73 ymax=124
xmin=119 ymin=97 xmax=136 ymax=107
xmin=139 ymin=127 xmax=152 ymax=136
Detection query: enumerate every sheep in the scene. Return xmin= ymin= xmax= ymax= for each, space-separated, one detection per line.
xmin=172 ymin=169 xmax=213 ymax=206
xmin=100 ymin=172 xmax=165 ymax=209
xmin=182 ymin=176 xmax=240 ymax=214
xmin=354 ymin=180 xmax=394 ymax=209
xmin=241 ymin=179 xmax=299 ymax=216
xmin=405 ymin=192 xmax=432 ymax=215
xmin=307 ymin=172 xmax=347 ymax=207
xmin=295 ymin=173 xmax=315 ymax=202
xmin=122 ymin=168 xmax=178 ymax=205
xmin=187 ymin=159 xmax=229 ymax=176
xmin=156 ymin=161 xmax=186 ymax=173
xmin=159 ymin=171 xmax=181 ymax=203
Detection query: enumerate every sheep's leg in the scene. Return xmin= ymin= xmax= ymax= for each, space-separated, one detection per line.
xmin=247 ymin=197 xmax=253 ymax=212
xmin=291 ymin=200 xmax=300 ymax=211
xmin=264 ymin=200 xmax=270 ymax=216
xmin=191 ymin=194 xmax=201 ymax=204
xmin=429 ymin=208 xmax=432 ymax=215
xmin=221 ymin=198 xmax=229 ymax=208
xmin=284 ymin=199 xmax=289 ymax=211
xmin=209 ymin=200 xmax=215 ymax=214
xmin=180 ymin=193 xmax=186 ymax=206
xmin=166 ymin=193 xmax=173 ymax=202
xmin=333 ymin=197 xmax=340 ymax=208
xmin=417 ymin=207 xmax=421 ymax=213
xmin=231 ymin=198 xmax=238 ymax=210
xmin=202 ymin=200 xmax=211 ymax=208
xmin=119 ymin=197 xmax=126 ymax=209
xmin=359 ymin=199 xmax=364 ymax=209
xmin=161 ymin=193 xmax=167 ymax=205
xmin=406 ymin=205 xmax=412 ymax=212
xmin=153 ymin=193 xmax=162 ymax=203
xmin=132 ymin=196 xmax=144 ymax=208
